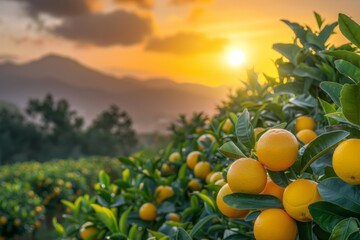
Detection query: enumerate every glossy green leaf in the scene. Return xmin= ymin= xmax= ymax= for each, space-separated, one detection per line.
xmin=267 ymin=170 xmax=289 ymax=188
xmin=335 ymin=60 xmax=360 ymax=83
xmin=219 ymin=141 xmax=246 ymax=159
xmin=273 ymin=43 xmax=301 ymax=64
xmin=318 ymin=98 xmax=337 ymax=125
xmin=172 ymin=228 xmax=192 ymax=240
xmin=91 ymin=204 xmax=119 ymax=233
xmin=300 ymin=130 xmax=349 ymax=174
xmin=318 ymin=178 xmax=360 ymax=212
xmin=99 ymin=170 xmax=111 ymax=187
xmin=341 ymin=84 xmax=360 ymax=125
xmin=320 ymin=82 xmax=343 ymax=107
xmin=194 ymin=192 xmax=216 ymax=213
xmin=189 ymin=214 xmax=217 ymax=237
xmin=338 ymin=13 xmax=360 ymax=48
xmin=224 ymin=193 xmax=283 ymax=210
xmin=119 ymin=207 xmax=132 ymax=235
xmin=309 ymin=201 xmax=360 ymax=233
xmin=314 ymin=12 xmax=323 ymax=29
xmin=297 ymin=222 xmax=315 ymax=240
xmin=235 ymin=109 xmax=255 ymax=149
xmin=322 ymin=50 xmax=360 ymax=69
xmin=329 ymin=218 xmax=360 ymax=240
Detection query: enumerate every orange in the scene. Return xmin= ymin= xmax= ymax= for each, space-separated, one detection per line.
xmin=209 ymin=172 xmax=223 ymax=183
xmin=261 ymin=179 xmax=285 ymax=201
xmin=188 ymin=179 xmax=202 ymax=191
xmin=283 ymin=179 xmax=322 ymax=222
xmin=154 ymin=186 xmax=174 ymax=203
xmin=139 ymin=203 xmax=157 ymax=221
xmin=295 ymin=116 xmax=315 ymax=133
xmin=257 ymin=129 xmax=299 ymax=171
xmin=205 ymin=171 xmax=215 ymax=183
xmin=161 ymin=164 xmax=173 ymax=175
xmin=197 ymin=134 xmax=216 ymax=150
xmin=216 ymin=184 xmax=249 ymax=219
xmin=186 ymin=151 xmax=201 ymax=170
xmin=35 ymin=206 xmax=44 ymax=214
xmin=254 ymin=209 xmax=297 ymax=240
xmin=14 ymin=219 xmax=21 ymax=226
xmin=254 ymin=127 xmax=265 ymax=138
xmin=333 ymin=139 xmax=360 ymax=184
xmin=34 ymin=221 xmax=41 ymax=229
xmin=80 ymin=222 xmax=98 ymax=239
xmin=194 ymin=162 xmax=212 ymax=179
xmin=169 ymin=152 xmax=181 ymax=162
xmin=168 ymin=213 xmax=181 ymax=222
xmin=296 ymin=129 xmax=317 ymax=144
xmin=0 ymin=216 xmax=8 ymax=225
xmin=222 ymin=118 xmax=234 ymax=133
xmin=227 ymin=158 xmax=267 ymax=194
xmin=215 ymin=179 xmax=226 ymax=186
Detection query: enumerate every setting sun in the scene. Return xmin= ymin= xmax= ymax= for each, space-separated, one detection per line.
xmin=227 ymin=50 xmax=246 ymax=67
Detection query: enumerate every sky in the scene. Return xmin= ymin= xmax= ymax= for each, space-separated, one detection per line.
xmin=0 ymin=0 xmax=359 ymax=87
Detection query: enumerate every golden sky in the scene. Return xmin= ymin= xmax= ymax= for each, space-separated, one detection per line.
xmin=0 ymin=0 xmax=359 ymax=87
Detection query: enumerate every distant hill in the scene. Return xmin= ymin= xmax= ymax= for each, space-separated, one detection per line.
xmin=0 ymin=54 xmax=230 ymax=132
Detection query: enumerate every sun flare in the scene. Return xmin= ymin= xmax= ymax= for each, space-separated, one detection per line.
xmin=227 ymin=50 xmax=245 ymax=67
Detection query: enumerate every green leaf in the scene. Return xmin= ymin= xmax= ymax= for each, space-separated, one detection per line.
xmin=172 ymin=228 xmax=192 ymax=240
xmin=194 ymin=192 xmax=216 ymax=213
xmin=335 ymin=60 xmax=360 ymax=83
xmin=329 ymin=218 xmax=360 ymax=240
xmin=219 ymin=141 xmax=246 ymax=159
xmin=229 ymin=112 xmax=238 ymax=126
xmin=224 ymin=193 xmax=283 ymax=210
xmin=91 ymin=204 xmax=119 ymax=233
xmin=319 ymin=22 xmax=338 ymax=45
xmin=273 ymin=43 xmax=301 ymax=64
xmin=52 ymin=217 xmax=65 ymax=236
xmin=318 ymin=178 xmax=360 ymax=213
xmin=267 ymin=170 xmax=289 ymax=188
xmin=119 ymin=207 xmax=132 ymax=235
xmin=118 ymin=157 xmax=137 ymax=168
xmin=99 ymin=170 xmax=111 ymax=187
xmin=236 ymin=109 xmax=255 ymax=149
xmin=309 ymin=201 xmax=360 ymax=233
xmin=189 ymin=214 xmax=217 ymax=237
xmin=341 ymin=84 xmax=360 ymax=125
xmin=314 ymin=12 xmax=323 ymax=29
xmin=322 ymin=50 xmax=360 ymax=69
xmin=318 ymin=98 xmax=338 ymax=125
xmin=338 ymin=13 xmax=360 ymax=48
xmin=293 ymin=64 xmax=323 ymax=81
xmin=320 ymin=82 xmax=343 ymax=107
xmin=148 ymin=229 xmax=169 ymax=239
xmin=297 ymin=222 xmax=315 ymax=240
xmin=300 ymin=130 xmax=350 ymax=174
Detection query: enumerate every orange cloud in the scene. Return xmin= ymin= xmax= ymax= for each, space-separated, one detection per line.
xmin=113 ymin=0 xmax=153 ymax=8
xmin=171 ymin=0 xmax=212 ymax=5
xmin=145 ymin=32 xmax=228 ymax=55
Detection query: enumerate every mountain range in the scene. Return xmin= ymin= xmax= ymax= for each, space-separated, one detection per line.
xmin=0 ymin=54 xmax=230 ymax=132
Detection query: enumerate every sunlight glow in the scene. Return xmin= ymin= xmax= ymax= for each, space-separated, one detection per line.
xmin=227 ymin=50 xmax=245 ymax=67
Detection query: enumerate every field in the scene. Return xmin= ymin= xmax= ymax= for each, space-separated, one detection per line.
xmin=1 ymin=13 xmax=360 ymax=240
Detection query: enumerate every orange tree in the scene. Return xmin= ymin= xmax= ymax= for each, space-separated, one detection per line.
xmin=53 ymin=13 xmax=360 ymax=239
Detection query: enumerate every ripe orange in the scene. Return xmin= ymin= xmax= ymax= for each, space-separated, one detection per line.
xmin=80 ymin=222 xmax=98 ymax=240
xmin=261 ymin=179 xmax=285 ymax=201
xmin=0 ymin=216 xmax=8 ymax=225
xmin=205 ymin=171 xmax=215 ymax=183
xmin=283 ymin=179 xmax=322 ymax=222
xmin=296 ymin=129 xmax=317 ymax=144
xmin=216 ymin=184 xmax=249 ymax=219
xmin=227 ymin=158 xmax=267 ymax=194
xmin=257 ymin=129 xmax=299 ymax=171
xmin=209 ymin=172 xmax=223 ymax=183
xmin=194 ymin=161 xmax=212 ymax=179
xmin=254 ymin=209 xmax=297 ymax=240
xmin=154 ymin=186 xmax=174 ymax=203
xmin=197 ymin=134 xmax=216 ymax=150
xmin=35 ymin=206 xmax=44 ymax=214
xmin=168 ymin=213 xmax=181 ymax=222
xmin=186 ymin=151 xmax=201 ymax=170
xmin=161 ymin=164 xmax=173 ymax=175
xmin=295 ymin=116 xmax=315 ymax=133
xmin=222 ymin=118 xmax=234 ymax=133
xmin=215 ymin=179 xmax=226 ymax=186
xmin=188 ymin=179 xmax=202 ymax=191
xmin=169 ymin=152 xmax=181 ymax=162
xmin=333 ymin=139 xmax=360 ymax=184
xmin=139 ymin=203 xmax=157 ymax=221
xmin=14 ymin=219 xmax=21 ymax=226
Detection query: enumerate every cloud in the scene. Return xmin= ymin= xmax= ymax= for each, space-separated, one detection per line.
xmin=53 ymin=10 xmax=153 ymax=47
xmin=145 ymin=32 xmax=228 ymax=55
xmin=0 ymin=54 xmax=18 ymax=62
xmin=170 ymin=0 xmax=212 ymax=5
xmin=187 ymin=8 xmax=206 ymax=22
xmin=113 ymin=0 xmax=153 ymax=8
xmin=13 ymin=0 xmax=100 ymax=18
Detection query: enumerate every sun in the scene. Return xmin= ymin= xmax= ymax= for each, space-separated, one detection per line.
xmin=227 ymin=50 xmax=245 ymax=67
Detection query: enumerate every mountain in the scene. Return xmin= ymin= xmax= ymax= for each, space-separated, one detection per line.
xmin=0 ymin=54 xmax=230 ymax=133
